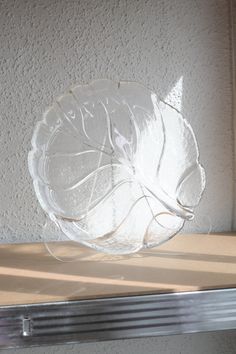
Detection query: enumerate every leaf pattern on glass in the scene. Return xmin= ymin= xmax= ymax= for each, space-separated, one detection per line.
xmin=29 ymin=79 xmax=205 ymax=254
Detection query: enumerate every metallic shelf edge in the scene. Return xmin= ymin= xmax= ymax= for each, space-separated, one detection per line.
xmin=0 ymin=288 xmax=236 ymax=349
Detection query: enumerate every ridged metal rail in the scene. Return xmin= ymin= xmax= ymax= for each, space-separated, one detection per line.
xmin=0 ymin=288 xmax=236 ymax=348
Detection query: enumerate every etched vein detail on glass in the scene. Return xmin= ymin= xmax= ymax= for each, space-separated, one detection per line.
xmin=29 ymin=79 xmax=205 ymax=254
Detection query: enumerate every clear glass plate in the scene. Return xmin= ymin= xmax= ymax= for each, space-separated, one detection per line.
xmin=28 ymin=79 xmax=205 ymax=255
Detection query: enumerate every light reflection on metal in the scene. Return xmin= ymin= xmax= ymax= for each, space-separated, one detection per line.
xmin=0 ymin=288 xmax=235 ymax=348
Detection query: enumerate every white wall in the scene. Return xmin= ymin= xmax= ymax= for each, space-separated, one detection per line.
xmin=0 ymin=0 xmax=235 ymax=353
xmin=233 ymin=0 xmax=236 ymax=229
xmin=1 ymin=331 xmax=236 ymax=354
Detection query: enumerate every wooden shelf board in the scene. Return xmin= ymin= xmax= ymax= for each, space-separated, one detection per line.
xmin=0 ymin=233 xmax=235 ymax=306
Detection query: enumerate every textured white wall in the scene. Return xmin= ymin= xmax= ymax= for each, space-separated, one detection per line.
xmin=233 ymin=0 xmax=236 ymax=229
xmin=1 ymin=331 xmax=236 ymax=354
xmin=0 ymin=0 xmax=235 ymax=353
xmin=0 ymin=0 xmax=234 ymax=242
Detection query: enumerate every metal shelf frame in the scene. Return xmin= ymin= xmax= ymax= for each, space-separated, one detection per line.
xmin=0 ymin=287 xmax=236 ymax=349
